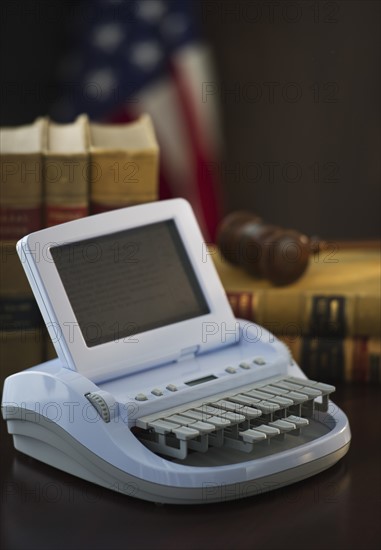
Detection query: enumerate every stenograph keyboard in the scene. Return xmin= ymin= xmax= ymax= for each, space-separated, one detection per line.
xmin=131 ymin=372 xmax=334 ymax=461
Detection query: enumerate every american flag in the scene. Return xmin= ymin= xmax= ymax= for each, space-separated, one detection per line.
xmin=51 ymin=0 xmax=222 ymax=241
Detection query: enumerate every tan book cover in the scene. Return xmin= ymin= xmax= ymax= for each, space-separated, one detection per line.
xmin=0 ymin=118 xmax=48 ymax=384
xmin=44 ymin=114 xmax=89 ymax=226
xmin=89 ymin=114 xmax=159 ymax=211
xmin=1 ymin=117 xmax=47 ymax=239
xmin=1 ymin=117 xmax=47 ymax=293
xmin=209 ymin=244 xmax=381 ymax=337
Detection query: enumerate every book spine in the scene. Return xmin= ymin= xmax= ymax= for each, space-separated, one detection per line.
xmin=279 ymin=335 xmax=381 ymax=384
xmin=0 ymin=152 xmax=45 ymax=384
xmin=226 ymin=290 xmax=381 ymax=338
xmin=0 ymin=153 xmax=43 ymax=238
xmin=44 ymin=153 xmax=89 ymax=226
xmin=90 ymin=151 xmax=158 ymax=213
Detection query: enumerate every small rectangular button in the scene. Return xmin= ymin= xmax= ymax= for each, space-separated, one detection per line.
xmin=135 ymin=393 xmax=148 ymax=401
xmin=225 ymin=366 xmax=237 ymax=374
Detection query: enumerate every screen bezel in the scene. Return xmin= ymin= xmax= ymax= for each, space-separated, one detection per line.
xmin=18 ymin=199 xmax=236 ymax=382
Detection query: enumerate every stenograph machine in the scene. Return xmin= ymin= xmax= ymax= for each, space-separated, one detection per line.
xmin=2 ymin=199 xmax=351 ymax=504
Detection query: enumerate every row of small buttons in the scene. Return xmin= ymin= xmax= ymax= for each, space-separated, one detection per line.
xmin=225 ymin=357 xmax=266 ymax=374
xmin=134 ymin=357 xmax=267 ymax=401
xmin=135 ymin=383 xmax=179 ymax=401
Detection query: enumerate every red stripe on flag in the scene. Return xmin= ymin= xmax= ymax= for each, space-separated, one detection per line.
xmin=170 ymin=62 xmax=222 ymax=242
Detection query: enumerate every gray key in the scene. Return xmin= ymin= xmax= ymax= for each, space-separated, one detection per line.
xmin=268 ymin=419 xmax=296 ymax=432
xmin=268 ymin=383 xmax=308 ymax=404
xmin=239 ymin=428 xmax=267 ymax=443
xmin=245 ymin=399 xmax=280 ymax=414
xmin=229 ymin=394 xmax=260 ymax=406
xmin=275 ymin=380 xmax=322 ymax=399
xmin=254 ymin=424 xmax=281 ymax=437
xmin=166 ymin=414 xmax=197 ymax=426
xmin=182 ymin=409 xmax=230 ymax=428
xmin=204 ymin=415 xmax=231 ymax=428
xmin=172 ymin=426 xmax=200 ymax=440
xmin=191 ymin=421 xmax=216 ymax=434
xmin=288 ymin=377 xmax=335 ymax=394
xmin=286 ymin=391 xmax=309 ymax=404
xmin=148 ymin=419 xmax=180 ymax=434
xmin=273 ymin=380 xmax=308 ymax=392
xmin=280 ymin=379 xmax=322 ymax=398
xmin=246 ymin=389 xmax=277 ymax=400
xmin=295 ymin=386 xmax=322 ymax=398
xmin=203 ymin=405 xmax=246 ymax=423
xmin=262 ymin=385 xmax=290 ymax=396
xmin=257 ymin=386 xmax=294 ymax=402
xmin=263 ymin=395 xmax=294 ymax=407
xmin=214 ymin=399 xmax=262 ymax=419
xmin=214 ymin=399 xmax=246 ymax=412
xmin=247 ymin=390 xmax=294 ymax=408
xmin=181 ymin=409 xmax=211 ymax=422
xmin=286 ymin=415 xmax=309 ymax=427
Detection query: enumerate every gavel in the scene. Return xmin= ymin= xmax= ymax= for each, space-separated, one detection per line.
xmin=217 ymin=212 xmax=311 ymax=286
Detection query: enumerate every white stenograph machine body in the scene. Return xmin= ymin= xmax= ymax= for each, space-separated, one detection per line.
xmin=2 ymin=199 xmax=351 ymax=504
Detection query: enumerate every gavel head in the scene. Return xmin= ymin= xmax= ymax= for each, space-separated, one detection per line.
xmin=217 ymin=212 xmax=310 ymax=285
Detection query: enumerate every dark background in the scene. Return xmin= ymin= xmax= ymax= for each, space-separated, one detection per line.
xmin=1 ymin=0 xmax=380 ymax=239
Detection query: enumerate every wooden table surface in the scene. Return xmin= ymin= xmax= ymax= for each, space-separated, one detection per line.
xmin=1 ymin=384 xmax=380 ymax=550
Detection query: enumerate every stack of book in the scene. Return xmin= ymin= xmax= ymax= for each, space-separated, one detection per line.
xmin=0 ymin=115 xmax=159 ymax=386
xmin=210 ymin=244 xmax=381 ymax=383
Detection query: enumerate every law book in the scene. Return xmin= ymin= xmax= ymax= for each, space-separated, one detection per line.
xmin=88 ymin=114 xmax=159 ymax=213
xmin=0 ymin=118 xmax=47 ymax=385
xmin=279 ymin=335 xmax=381 ymax=384
xmin=209 ymin=244 xmax=381 ymax=338
xmin=44 ymin=114 xmax=89 ymax=226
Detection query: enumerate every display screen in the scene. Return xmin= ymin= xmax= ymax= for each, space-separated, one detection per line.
xmin=185 ymin=375 xmax=218 ymax=387
xmin=50 ymin=220 xmax=210 ymax=347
